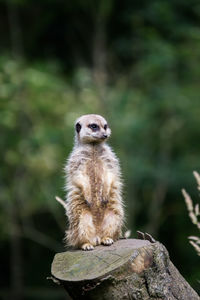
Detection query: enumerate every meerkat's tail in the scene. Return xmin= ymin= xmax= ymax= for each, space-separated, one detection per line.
xmin=55 ymin=196 xmax=67 ymax=210
xmin=124 ymin=229 xmax=131 ymax=239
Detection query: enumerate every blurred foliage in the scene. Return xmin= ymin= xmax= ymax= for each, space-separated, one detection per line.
xmin=0 ymin=0 xmax=200 ymax=298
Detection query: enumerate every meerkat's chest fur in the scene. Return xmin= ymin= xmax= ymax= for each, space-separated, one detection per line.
xmin=68 ymin=143 xmax=118 ymax=210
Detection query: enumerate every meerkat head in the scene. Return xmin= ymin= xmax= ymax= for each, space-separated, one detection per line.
xmin=75 ymin=114 xmax=111 ymax=144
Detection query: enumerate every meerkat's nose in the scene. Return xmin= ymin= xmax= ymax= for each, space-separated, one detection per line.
xmin=102 ymin=134 xmax=108 ymax=139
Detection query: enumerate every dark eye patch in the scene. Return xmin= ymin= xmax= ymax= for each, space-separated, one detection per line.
xmin=88 ymin=123 xmax=100 ymax=132
xmin=75 ymin=122 xmax=81 ymax=133
xmin=104 ymin=124 xmax=107 ymax=130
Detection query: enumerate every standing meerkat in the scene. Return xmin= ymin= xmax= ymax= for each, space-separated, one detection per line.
xmin=64 ymin=114 xmax=124 ymax=250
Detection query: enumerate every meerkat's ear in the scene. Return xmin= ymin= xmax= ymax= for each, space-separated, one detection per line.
xmin=75 ymin=122 xmax=81 ymax=133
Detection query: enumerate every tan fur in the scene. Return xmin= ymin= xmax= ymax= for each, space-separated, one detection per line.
xmin=64 ymin=114 xmax=124 ymax=250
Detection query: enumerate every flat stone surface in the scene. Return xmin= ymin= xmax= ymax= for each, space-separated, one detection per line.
xmin=51 ymin=239 xmax=151 ymax=282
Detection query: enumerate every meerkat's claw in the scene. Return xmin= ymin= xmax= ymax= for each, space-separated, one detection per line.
xmin=102 ymin=237 xmax=113 ymax=246
xmin=81 ymin=243 xmax=94 ymax=251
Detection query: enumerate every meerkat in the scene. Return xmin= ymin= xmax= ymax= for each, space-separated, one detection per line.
xmin=64 ymin=114 xmax=124 ymax=251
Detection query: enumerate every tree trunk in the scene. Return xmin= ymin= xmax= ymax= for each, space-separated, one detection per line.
xmin=51 ymin=239 xmax=199 ymax=300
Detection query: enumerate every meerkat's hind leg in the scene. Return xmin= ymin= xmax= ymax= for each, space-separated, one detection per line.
xmin=78 ymin=211 xmax=97 ymax=251
xmin=101 ymin=210 xmax=122 ymax=246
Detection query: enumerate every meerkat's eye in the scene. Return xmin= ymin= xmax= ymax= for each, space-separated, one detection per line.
xmin=104 ymin=124 xmax=107 ymax=130
xmin=75 ymin=122 xmax=81 ymax=133
xmin=88 ymin=123 xmax=100 ymax=131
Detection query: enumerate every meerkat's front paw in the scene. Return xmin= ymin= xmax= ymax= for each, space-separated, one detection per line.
xmin=101 ymin=237 xmax=113 ymax=246
xmin=81 ymin=243 xmax=94 ymax=251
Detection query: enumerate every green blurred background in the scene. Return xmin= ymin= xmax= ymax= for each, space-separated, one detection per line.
xmin=1 ymin=0 xmax=200 ymax=299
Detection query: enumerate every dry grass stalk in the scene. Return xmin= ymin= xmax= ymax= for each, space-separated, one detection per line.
xmin=189 ymin=241 xmax=200 ymax=256
xmin=182 ymin=171 xmax=200 ymax=256
xmin=182 ymin=189 xmax=193 ymax=212
xmin=193 ymin=171 xmax=200 ymax=191
xmin=195 ymin=204 xmax=200 ymax=216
